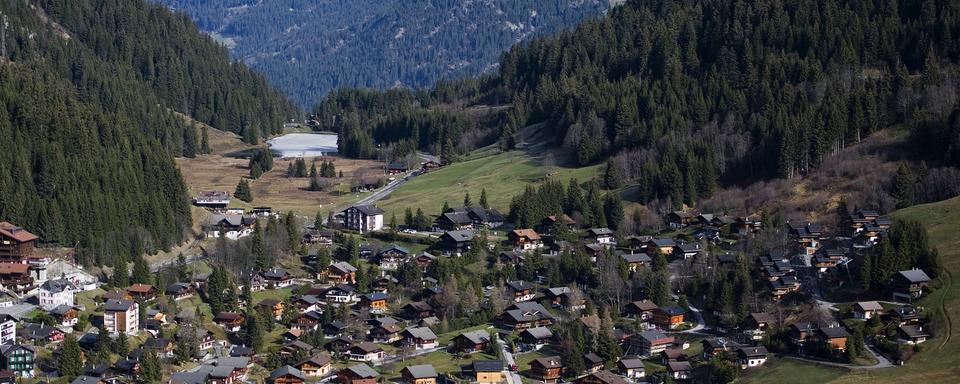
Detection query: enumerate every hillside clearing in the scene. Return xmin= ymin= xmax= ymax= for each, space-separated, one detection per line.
xmin=376 ymin=146 xmax=602 ymax=220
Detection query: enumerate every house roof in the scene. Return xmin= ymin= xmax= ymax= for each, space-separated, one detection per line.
xmin=750 ymin=312 xmax=775 ymax=324
xmin=262 ymin=268 xmax=290 ymax=280
xmin=589 ymin=228 xmax=614 ymax=236
xmin=0 ymin=263 xmax=29 ymax=275
xmin=297 ymin=353 xmax=331 ymax=368
xmin=738 ymin=346 xmax=768 ymax=357
xmin=898 ymin=269 xmax=931 ymax=283
xmin=668 ymin=361 xmax=693 ymax=372
xmin=621 ymin=253 xmax=652 ymax=264
xmin=583 ymin=352 xmax=603 ymax=364
xmin=584 ymin=370 xmax=628 ymax=384
xmin=350 ymin=342 xmax=383 ymax=354
xmin=819 ymin=326 xmax=850 ymax=339
xmin=638 ymin=331 xmax=672 ymax=344
xmin=520 ymin=327 xmax=553 ymax=340
xmin=345 ymin=364 xmax=379 ymax=378
xmin=649 ymin=238 xmax=676 ymax=247
xmin=459 ymin=330 xmax=491 ymax=344
xmin=618 ymin=356 xmax=644 ymax=369
xmin=510 ymin=229 xmax=541 ymax=240
xmin=363 ymin=292 xmax=389 ymax=301
xmin=441 ymin=212 xmax=474 ymax=225
xmin=506 ymin=280 xmax=534 ymax=291
xmin=532 ymin=356 xmax=563 ymax=368
xmin=441 ymin=229 xmax=476 ymax=242
xmin=104 ymin=299 xmax=136 ymax=312
xmin=379 ymin=244 xmax=410 ymax=255
xmin=50 ymin=304 xmax=79 ymax=316
xmin=855 ymin=301 xmax=884 ymax=311
xmin=546 ymin=287 xmax=571 ymax=297
xmin=166 ymin=282 xmax=192 ymax=293
xmin=40 ymin=278 xmax=78 ymax=293
xmin=215 ymin=312 xmax=244 ymax=321
xmin=403 ymin=326 xmax=437 ymax=340
xmin=402 ymin=364 xmax=438 ymax=379
xmin=270 ymin=365 xmax=306 ymax=381
xmin=899 ymin=325 xmax=930 ymax=338
xmin=330 ymin=262 xmax=358 ymax=274
xmin=127 ymin=284 xmax=154 ymax=294
xmin=627 ymin=300 xmax=659 ymax=312
xmin=472 ymin=360 xmax=503 ymax=372
xmin=345 ymin=205 xmax=384 ymax=216
xmin=658 ymin=306 xmax=686 ymax=316
xmin=0 ymin=222 xmax=38 ymax=242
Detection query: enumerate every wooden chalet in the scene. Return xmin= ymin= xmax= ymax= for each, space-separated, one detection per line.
xmin=529 ymin=356 xmax=564 ymax=384
xmin=452 ymin=330 xmax=491 ymax=353
xmin=0 ymin=222 xmax=37 ymax=262
xmin=269 ymin=366 xmax=305 ymax=384
xmin=337 ymin=364 xmax=379 ymax=384
xmin=295 ymin=354 xmax=332 ymax=377
xmin=400 ymin=365 xmax=437 ymax=384
xmin=507 ymin=229 xmax=542 ymax=251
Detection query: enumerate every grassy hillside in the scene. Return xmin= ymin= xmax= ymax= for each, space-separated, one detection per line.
xmin=377 ymin=147 xmax=602 ymax=221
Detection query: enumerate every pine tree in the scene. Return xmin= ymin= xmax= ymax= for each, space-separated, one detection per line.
xmin=131 ymin=255 xmax=151 ymax=285
xmin=860 ymin=254 xmax=873 ymax=290
xmin=110 ymin=255 xmax=129 ymax=288
xmin=603 ymin=160 xmax=622 ymax=189
xmin=234 ymin=179 xmax=253 ymax=202
xmin=479 ymin=188 xmax=489 ymax=209
xmin=200 ymin=125 xmax=211 ymax=154
xmin=314 ymin=211 xmax=324 ymax=230
xmin=58 ymin=333 xmax=83 ymax=380
xmin=138 ymin=349 xmax=162 ymax=384
xmin=250 ymin=161 xmax=263 ymax=179
xmin=242 ymin=309 xmax=264 ymax=351
xmin=114 ymin=332 xmax=130 ymax=357
xmin=463 ymin=192 xmax=472 ymax=207
xmin=893 ymin=164 xmax=915 ymax=208
xmin=252 ymin=221 xmax=267 ymax=270
xmin=603 ymin=193 xmax=624 ymax=230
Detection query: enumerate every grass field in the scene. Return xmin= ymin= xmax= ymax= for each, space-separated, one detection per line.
xmin=377 ymin=147 xmax=602 ymax=220
xmin=175 ymin=124 xmax=382 ymax=215
xmin=740 ymin=358 xmax=847 ymax=383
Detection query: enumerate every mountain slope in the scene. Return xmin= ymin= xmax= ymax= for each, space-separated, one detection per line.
xmin=153 ymin=0 xmax=616 ymax=108
xmin=319 ymin=0 xmax=960 ymax=210
xmin=0 ymin=0 xmax=293 ymax=265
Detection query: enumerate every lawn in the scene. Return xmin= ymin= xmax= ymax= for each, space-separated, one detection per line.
xmin=377 ymin=147 xmax=602 ymax=220
xmin=739 ymin=357 xmax=846 ymax=383
xmin=378 ymin=350 xmax=497 ymax=381
xmin=825 ymin=196 xmax=960 ymax=383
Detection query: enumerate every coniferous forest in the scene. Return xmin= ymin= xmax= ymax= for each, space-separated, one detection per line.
xmin=320 ymin=0 xmax=960 ymax=207
xmin=0 ymin=0 xmax=294 ymax=266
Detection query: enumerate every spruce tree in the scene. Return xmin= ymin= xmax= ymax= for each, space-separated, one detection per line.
xmin=114 ymin=332 xmax=130 ymax=357
xmin=479 ymin=188 xmax=489 ymax=209
xmin=200 ymin=125 xmax=211 ymax=154
xmin=242 ymin=309 xmax=264 ymax=351
xmin=250 ymin=161 xmax=263 ymax=179
xmin=314 ymin=211 xmax=324 ymax=230
xmin=131 ymin=255 xmax=151 ymax=285
xmin=139 ymin=350 xmax=162 ymax=384
xmin=464 ymin=192 xmax=472 ymax=207
xmin=59 ymin=333 xmax=83 ymax=380
xmin=110 ymin=255 xmax=129 ymax=288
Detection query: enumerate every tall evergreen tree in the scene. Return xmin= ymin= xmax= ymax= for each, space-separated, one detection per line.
xmin=479 ymin=188 xmax=489 ymax=209
xmin=59 ymin=333 xmax=83 ymax=379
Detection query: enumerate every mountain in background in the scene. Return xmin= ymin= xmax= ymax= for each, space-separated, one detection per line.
xmin=0 ymin=0 xmax=294 ymax=265
xmin=153 ymin=0 xmax=618 ymax=108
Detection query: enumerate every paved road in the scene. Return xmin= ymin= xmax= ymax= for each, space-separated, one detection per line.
xmin=498 ymin=334 xmax=523 ymax=384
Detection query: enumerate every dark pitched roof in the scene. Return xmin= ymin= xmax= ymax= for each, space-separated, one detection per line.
xmin=346 ymin=205 xmax=384 ymax=216
xmin=819 ymin=326 xmax=850 ymax=339
xmin=40 ymin=278 xmax=78 ymax=294
xmin=270 ymin=366 xmax=306 ymax=381
xmin=103 ymin=299 xmax=136 ymax=312
xmin=402 ymin=364 xmax=438 ymax=379
xmin=472 ymin=360 xmax=503 ymax=372
xmin=345 ymin=364 xmax=379 ymax=379
xmin=898 ymin=269 xmax=931 ymax=283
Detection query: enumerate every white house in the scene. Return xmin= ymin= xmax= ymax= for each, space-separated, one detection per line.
xmin=38 ymin=279 xmax=78 ymax=311
xmin=738 ymin=346 xmax=768 ymax=369
xmin=103 ymin=299 xmax=139 ymax=335
xmin=342 ymin=205 xmax=384 ymax=233
xmin=0 ymin=315 xmax=15 ymax=346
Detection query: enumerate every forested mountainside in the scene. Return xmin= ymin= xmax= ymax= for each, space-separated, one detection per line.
xmin=153 ymin=0 xmax=616 ymax=108
xmin=0 ymin=0 xmax=293 ymax=265
xmin=39 ymin=0 xmax=297 ymax=144
xmin=320 ymin=0 xmax=960 ymax=205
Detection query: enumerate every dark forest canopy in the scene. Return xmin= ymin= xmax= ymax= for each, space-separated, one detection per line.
xmin=0 ymin=0 xmax=294 ymax=266
xmin=317 ymin=0 xmax=960 ymax=207
xmin=38 ymin=0 xmax=297 ymax=144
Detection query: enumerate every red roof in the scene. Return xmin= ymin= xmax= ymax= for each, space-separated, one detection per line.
xmin=127 ymin=284 xmax=155 ymax=294
xmin=0 ymin=263 xmax=29 ymax=274
xmin=510 ymin=229 xmax=541 ymax=241
xmin=0 ymin=222 xmax=38 ymax=243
